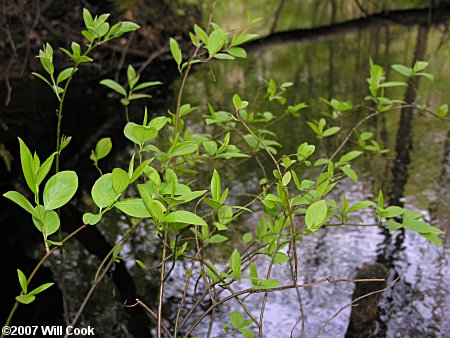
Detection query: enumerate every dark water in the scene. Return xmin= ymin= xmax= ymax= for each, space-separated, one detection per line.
xmin=1 ymin=1 xmax=449 ymax=338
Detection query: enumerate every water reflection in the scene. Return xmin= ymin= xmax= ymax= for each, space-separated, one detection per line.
xmin=2 ymin=2 xmax=449 ymax=337
xmin=174 ymin=15 xmax=450 ymax=338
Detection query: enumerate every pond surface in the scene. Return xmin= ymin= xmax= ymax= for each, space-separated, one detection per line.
xmin=1 ymin=2 xmax=449 ymax=338
xmin=167 ymin=2 xmax=450 ymax=337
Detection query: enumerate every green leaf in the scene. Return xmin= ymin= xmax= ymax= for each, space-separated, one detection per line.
xmin=36 ymin=152 xmax=56 ymax=186
xmin=129 ymin=94 xmax=151 ymax=102
xmin=359 ymin=132 xmax=373 ymax=141
xmin=17 ymin=269 xmax=28 ymax=294
xmin=127 ymin=65 xmax=137 ymax=87
xmin=378 ymin=190 xmax=384 ymax=209
xmin=208 ymin=234 xmax=229 ymax=244
xmin=230 ymin=249 xmax=242 ymax=279
xmin=115 ymin=198 xmax=151 ymax=218
xmin=18 ymin=138 xmax=37 ymax=194
xmin=232 ymin=94 xmax=248 ymax=110
xmin=239 ymin=328 xmax=255 ymax=338
xmin=147 ymin=116 xmax=170 ymax=131
xmin=341 ymin=165 xmax=358 ymax=183
xmin=16 ymin=295 xmax=35 ymax=304
xmin=194 ymin=24 xmax=208 ymax=43
xmin=56 ymin=67 xmax=76 ymax=84
xmin=100 ymin=79 xmax=127 ymax=96
xmin=124 ymin=122 xmax=147 ymax=144
xmin=132 ymin=125 xmax=158 ymax=144
xmin=28 ymin=282 xmax=54 ymax=296
xmin=91 ymin=173 xmax=117 ymax=208
xmin=211 ymin=169 xmax=221 ymax=201
xmin=43 ymin=171 xmax=78 ymax=210
xmin=130 ymin=158 xmax=153 ymax=183
xmin=170 ymin=38 xmax=182 ymax=66
xmin=39 ymin=57 xmax=54 ymax=75
xmin=189 ymin=31 xmax=199 ymax=46
xmin=228 ymin=47 xmax=247 ymax=58
xmin=82 ymin=212 xmax=102 ymax=225
xmin=414 ymin=60 xmax=429 ymax=72
xmin=386 ymin=219 xmax=403 ymax=231
xmin=292 ymin=195 xmax=310 ymax=206
xmin=392 ymin=64 xmax=412 ymax=77
xmin=115 ymin=21 xmax=140 ymax=35
xmin=134 ymin=81 xmax=163 ymax=91
xmin=282 ymin=171 xmax=292 ymax=186
xmin=112 ymin=168 xmax=130 ymax=194
xmin=79 ymin=55 xmax=93 ymax=63
xmin=437 ymin=104 xmax=448 ymax=118
xmin=32 ymin=72 xmax=52 ymax=88
xmin=403 ymin=220 xmax=432 ymax=233
xmin=230 ymin=312 xmax=245 ymax=329
xmin=3 ymin=191 xmax=34 ymax=215
xmin=207 ymin=29 xmax=226 ymax=56
xmin=259 ymin=279 xmax=281 ymax=289
xmin=171 ymin=142 xmax=198 ymax=157
xmin=46 ymin=239 xmax=62 ymax=247
xmin=214 ymin=53 xmax=235 ymax=60
xmin=250 ymin=262 xmax=259 ymax=286
xmin=163 ymin=211 xmax=207 ymax=226
xmin=338 ymin=151 xmax=362 ymax=164
xmin=83 ymin=8 xmax=94 ymax=28
xmin=148 ymin=200 xmax=166 ymax=223
xmin=136 ymin=259 xmax=147 ymax=269
xmin=82 ymin=30 xmax=95 ymax=43
xmin=93 ymin=137 xmax=112 ymax=161
xmin=322 ymin=126 xmax=340 ymax=137
xmin=348 ymin=200 xmax=375 ymax=213
xmin=305 ymin=200 xmax=327 ymax=229
xmin=42 ymin=210 xmax=60 ymax=236
xmin=297 ymin=142 xmax=315 ymax=160
xmin=420 ymin=232 xmax=443 ymax=247
xmin=416 ymin=72 xmax=434 ymax=81
xmin=242 ymin=232 xmax=253 ymax=244
xmin=273 ymin=252 xmax=289 ymax=264
xmin=231 ymin=32 xmax=258 ymax=46
xmin=383 ymin=206 xmax=404 ymax=218
xmin=71 ymin=42 xmax=81 ymax=58
xmin=218 ymin=205 xmax=233 ymax=224
xmin=379 ymin=81 xmax=407 ymax=88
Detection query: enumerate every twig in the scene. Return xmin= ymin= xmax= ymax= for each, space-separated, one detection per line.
xmin=2 ymin=225 xmax=86 ymax=336
xmin=63 ymin=259 xmax=114 ymax=338
xmin=185 ymin=276 xmax=386 ymax=336
xmin=115 ymin=31 xmax=135 ymax=82
xmin=288 ymin=252 xmax=304 ymax=338
xmin=157 ymin=230 xmax=169 ymax=338
xmin=314 ymin=275 xmax=401 ymax=337
xmin=131 ymin=299 xmax=174 ymax=338
xmin=320 ymin=110 xmax=380 ymax=175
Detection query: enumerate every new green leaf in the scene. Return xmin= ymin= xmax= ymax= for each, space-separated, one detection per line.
xmin=43 ymin=171 xmax=78 ymax=210
xmin=163 ymin=211 xmax=207 ymax=226
xmin=305 ymin=200 xmax=327 ymax=229
xmin=91 ymin=173 xmax=117 ymax=208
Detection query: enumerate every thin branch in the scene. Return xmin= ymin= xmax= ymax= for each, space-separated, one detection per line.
xmin=157 ymin=230 xmax=169 ymax=338
xmin=185 ymin=276 xmax=386 ymax=336
xmin=314 ymin=275 xmax=401 ymax=337
xmin=63 ymin=259 xmax=114 ymax=337
xmin=2 ymin=224 xmax=86 ymax=335
xmin=130 ymin=299 xmax=174 ymax=338
xmin=322 ymin=110 xmax=380 ymax=173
